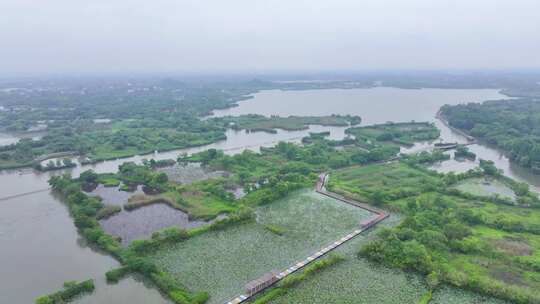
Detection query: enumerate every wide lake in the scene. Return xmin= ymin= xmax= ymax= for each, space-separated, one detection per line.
xmin=0 ymin=87 xmax=529 ymax=303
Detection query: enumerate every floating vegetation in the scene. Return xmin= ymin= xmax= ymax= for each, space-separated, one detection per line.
xmin=263 ymin=224 xmax=286 ymax=236
xmin=157 ymin=163 xmax=228 ymax=184
xmin=430 ymin=285 xmax=511 ymax=304
xmin=452 ymin=177 xmax=516 ymax=202
xmin=149 ymin=189 xmax=373 ymax=304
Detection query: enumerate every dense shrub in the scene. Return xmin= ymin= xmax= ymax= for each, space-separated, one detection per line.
xmin=35 ymin=280 xmax=95 ymax=304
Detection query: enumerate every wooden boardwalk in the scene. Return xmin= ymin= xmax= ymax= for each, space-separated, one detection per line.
xmin=224 ymin=173 xmax=388 ymax=304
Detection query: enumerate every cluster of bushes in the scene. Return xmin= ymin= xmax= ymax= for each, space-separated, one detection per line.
xmin=359 ymin=190 xmax=540 ymax=303
xmin=402 ymin=150 xmax=451 ymax=166
xmin=104 ymin=256 xmax=208 ymax=304
xmin=360 ymin=194 xmax=467 ymax=271
xmin=118 ymin=162 xmax=170 ymax=192
xmin=35 ymin=280 xmax=95 ymax=304
xmin=442 ymin=168 xmax=484 ymax=186
xmin=454 ymin=145 xmax=476 ymax=160
xmin=441 ymin=99 xmax=540 ymax=172
xmin=143 ymin=158 xmax=176 ymax=168
xmin=241 ymin=178 xmax=311 ymax=206
xmin=95 ymin=205 xmax=122 ymax=220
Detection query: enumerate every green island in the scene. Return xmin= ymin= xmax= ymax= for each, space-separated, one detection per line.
xmin=441 ymin=98 xmax=540 ymax=172
xmin=35 ymin=280 xmax=95 ymax=304
xmin=211 ymin=114 xmax=361 ymax=133
xmin=346 ymin=122 xmax=441 ymax=148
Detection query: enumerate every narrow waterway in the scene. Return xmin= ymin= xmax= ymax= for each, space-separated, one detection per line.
xmin=2 ymin=87 xmax=535 ymax=303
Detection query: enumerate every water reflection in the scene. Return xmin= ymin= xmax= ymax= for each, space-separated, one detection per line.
xmin=157 ymin=162 xmax=228 ymax=184
xmin=100 ymin=204 xmax=226 ymax=246
xmin=75 ymin=275 xmax=171 ymax=304
xmin=85 ymin=185 xmax=144 ymax=206
xmin=0 ymin=191 xmax=118 ymax=303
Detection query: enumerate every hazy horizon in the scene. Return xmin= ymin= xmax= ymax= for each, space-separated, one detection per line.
xmin=2 ymin=0 xmax=540 ymax=76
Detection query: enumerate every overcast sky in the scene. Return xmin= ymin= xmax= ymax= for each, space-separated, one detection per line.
xmin=1 ymin=0 xmax=540 ymax=75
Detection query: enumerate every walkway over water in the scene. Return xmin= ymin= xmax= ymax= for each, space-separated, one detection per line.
xmin=225 ymin=173 xmax=389 ymax=304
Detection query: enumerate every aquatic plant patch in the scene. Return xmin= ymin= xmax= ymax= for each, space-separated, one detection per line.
xmin=149 ymin=189 xmax=373 ymax=304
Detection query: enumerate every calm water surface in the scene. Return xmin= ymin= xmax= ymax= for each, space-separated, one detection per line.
xmin=74 ymin=275 xmax=171 ymax=304
xmin=85 ymin=184 xmax=144 ymax=206
xmin=212 ymin=87 xmax=505 ymax=124
xmin=2 ymin=87 xmax=535 ymax=303
xmin=0 ymin=192 xmax=118 ymax=303
xmin=100 ymin=204 xmax=226 ymax=246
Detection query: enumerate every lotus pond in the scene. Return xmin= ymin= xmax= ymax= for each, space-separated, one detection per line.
xmin=430 ymin=286 xmax=510 ymax=304
xmin=259 ymin=215 xmax=509 ymax=304
xmin=261 ymin=214 xmax=432 ymax=304
xmin=148 ymin=189 xmax=374 ymax=304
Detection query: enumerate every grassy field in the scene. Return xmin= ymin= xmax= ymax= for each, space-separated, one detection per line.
xmin=328 ymin=162 xmax=540 ymax=303
xmin=327 ymin=162 xmax=442 ymax=205
xmin=448 ymin=225 xmax=540 ymax=290
xmin=162 ymin=188 xmax=237 ymax=220
xmin=148 ymin=189 xmax=373 ymax=304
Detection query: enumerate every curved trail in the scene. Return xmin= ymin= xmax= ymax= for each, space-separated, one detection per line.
xmin=225 ymin=173 xmax=389 ymax=304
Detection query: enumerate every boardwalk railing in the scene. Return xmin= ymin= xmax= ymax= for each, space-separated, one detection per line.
xmin=224 ymin=173 xmax=389 ymax=304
